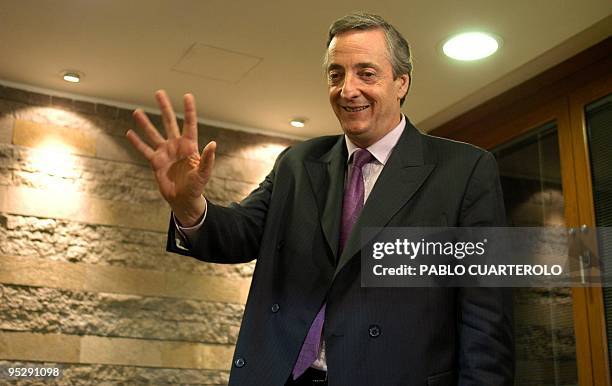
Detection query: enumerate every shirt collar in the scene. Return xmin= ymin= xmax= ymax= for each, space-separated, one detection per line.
xmin=345 ymin=114 xmax=406 ymax=165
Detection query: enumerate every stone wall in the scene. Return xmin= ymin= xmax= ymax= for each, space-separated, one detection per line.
xmin=0 ymin=84 xmax=294 ymax=385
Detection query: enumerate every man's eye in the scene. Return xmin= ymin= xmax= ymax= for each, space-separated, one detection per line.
xmin=328 ymin=73 xmax=342 ymax=82
xmin=361 ymin=72 xmax=375 ymax=78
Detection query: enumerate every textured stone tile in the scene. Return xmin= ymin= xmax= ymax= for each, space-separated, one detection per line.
xmin=0 ymin=186 xmax=168 ymax=232
xmin=0 ymin=87 xmax=298 ymax=379
xmin=6 ymin=144 xmax=160 ymax=204
xmin=0 ymin=284 xmax=243 ymax=344
xmin=0 ymin=86 xmax=299 ymax=384
xmin=228 ymin=325 xmax=240 ymax=345
xmin=12 ymin=119 xmax=96 ymax=156
xmin=205 ymin=176 xmax=256 ymax=205
xmin=0 ymin=213 xmax=255 ymax=278
xmin=0 ymin=148 xmax=14 ymax=190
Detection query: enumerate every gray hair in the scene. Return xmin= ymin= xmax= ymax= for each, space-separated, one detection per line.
xmin=324 ymin=12 xmax=412 ymax=105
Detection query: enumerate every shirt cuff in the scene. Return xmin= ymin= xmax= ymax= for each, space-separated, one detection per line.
xmin=173 ymin=198 xmax=207 ymax=251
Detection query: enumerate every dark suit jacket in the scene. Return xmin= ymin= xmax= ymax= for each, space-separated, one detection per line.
xmin=168 ymin=121 xmax=514 ymax=386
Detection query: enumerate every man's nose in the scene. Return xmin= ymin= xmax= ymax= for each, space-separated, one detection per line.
xmin=340 ymin=73 xmax=360 ymax=99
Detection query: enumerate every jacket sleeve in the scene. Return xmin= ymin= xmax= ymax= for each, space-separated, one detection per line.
xmin=166 ymin=147 xmax=289 ymax=264
xmin=457 ymin=151 xmax=515 ymax=386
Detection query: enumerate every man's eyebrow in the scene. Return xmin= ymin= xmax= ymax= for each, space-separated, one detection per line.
xmin=326 ymin=62 xmax=381 ymax=72
xmin=327 ymin=63 xmax=343 ymax=72
xmin=355 ymin=62 xmax=380 ymax=70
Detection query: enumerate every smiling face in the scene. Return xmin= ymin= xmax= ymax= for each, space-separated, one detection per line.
xmin=326 ymin=28 xmax=409 ymax=148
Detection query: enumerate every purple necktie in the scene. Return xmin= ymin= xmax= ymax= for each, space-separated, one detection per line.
xmin=292 ymin=149 xmax=374 ymax=379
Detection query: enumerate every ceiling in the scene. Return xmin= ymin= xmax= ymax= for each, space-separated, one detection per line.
xmin=0 ymin=1 xmax=610 ymax=140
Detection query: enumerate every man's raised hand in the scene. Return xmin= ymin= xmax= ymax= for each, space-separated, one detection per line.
xmin=126 ymin=90 xmax=216 ymax=227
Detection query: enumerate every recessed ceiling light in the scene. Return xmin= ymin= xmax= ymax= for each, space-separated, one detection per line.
xmin=62 ymin=71 xmax=82 ymax=83
xmin=290 ymin=119 xmax=306 ymax=128
xmin=442 ymin=32 xmax=500 ymax=61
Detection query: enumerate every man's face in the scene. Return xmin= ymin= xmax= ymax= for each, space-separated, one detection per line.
xmin=326 ymin=28 xmax=409 ymax=148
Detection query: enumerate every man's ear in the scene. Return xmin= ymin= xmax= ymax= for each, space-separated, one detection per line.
xmin=396 ymin=74 xmax=410 ymax=99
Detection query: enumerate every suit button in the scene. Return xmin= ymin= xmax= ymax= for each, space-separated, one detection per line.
xmin=271 ymin=303 xmax=280 ymax=313
xmin=368 ymin=325 xmax=381 ymax=338
xmin=277 ymin=241 xmax=284 ymax=251
xmin=234 ymin=357 xmax=245 ymax=368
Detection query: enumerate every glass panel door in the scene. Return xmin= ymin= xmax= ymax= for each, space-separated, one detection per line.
xmin=493 ymin=122 xmax=578 ymax=386
xmin=584 ymin=93 xmax=612 ymax=375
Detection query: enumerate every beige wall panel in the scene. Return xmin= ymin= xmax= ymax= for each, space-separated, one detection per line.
xmin=89 ymin=197 xmax=168 ymax=232
xmin=0 ymin=186 xmax=7 ymax=214
xmin=80 ymin=335 xmax=233 ymax=370
xmin=85 ymin=264 xmax=166 ymax=296
xmin=165 ymin=271 xmax=251 ymax=304
xmin=95 ymin=133 xmax=148 ymax=166
xmin=12 ymin=119 xmax=96 ymax=156
xmin=0 ymin=332 xmax=232 ymax=370
xmin=80 ymin=335 xmax=163 ymax=368
xmin=0 ymin=255 xmax=86 ymax=291
xmin=0 ymin=332 xmax=80 ymax=362
xmin=0 ymin=186 xmax=168 ymax=232
xmin=162 ymin=340 xmax=235 ymax=370
xmin=0 ymin=255 xmax=250 ymax=304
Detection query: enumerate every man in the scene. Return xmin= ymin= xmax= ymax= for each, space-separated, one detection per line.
xmin=127 ymin=12 xmax=514 ymax=386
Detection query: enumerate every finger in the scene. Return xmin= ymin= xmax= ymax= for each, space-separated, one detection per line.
xmin=126 ymin=129 xmax=155 ymax=161
xmin=183 ymin=93 xmax=198 ymax=141
xmin=198 ymin=141 xmax=217 ymax=182
xmin=132 ymin=109 xmax=165 ymax=147
xmin=155 ymin=89 xmax=181 ymax=139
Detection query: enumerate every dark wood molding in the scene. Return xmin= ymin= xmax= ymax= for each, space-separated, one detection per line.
xmin=430 ymin=37 xmax=612 ymax=147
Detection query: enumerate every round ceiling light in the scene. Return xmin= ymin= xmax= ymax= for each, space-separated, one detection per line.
xmin=62 ymin=71 xmax=82 ymax=83
xmin=290 ymin=119 xmax=306 ymax=128
xmin=442 ymin=32 xmax=500 ymax=61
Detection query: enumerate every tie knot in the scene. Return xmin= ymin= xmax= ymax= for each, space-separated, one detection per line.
xmin=352 ymin=148 xmax=374 ymax=169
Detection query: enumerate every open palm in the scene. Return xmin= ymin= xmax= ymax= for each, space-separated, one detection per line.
xmin=126 ymin=90 xmax=215 ymax=226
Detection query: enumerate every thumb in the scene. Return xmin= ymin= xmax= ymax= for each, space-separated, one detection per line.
xmin=198 ymin=141 xmax=217 ymax=183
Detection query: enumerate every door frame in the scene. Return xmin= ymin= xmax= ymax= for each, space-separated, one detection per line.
xmin=430 ymin=37 xmax=612 ymax=386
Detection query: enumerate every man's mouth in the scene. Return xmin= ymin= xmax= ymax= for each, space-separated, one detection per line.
xmin=342 ymin=105 xmax=370 ymax=112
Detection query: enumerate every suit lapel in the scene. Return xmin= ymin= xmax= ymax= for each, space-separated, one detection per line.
xmin=304 ymin=136 xmax=347 ymax=262
xmin=334 ymin=122 xmax=435 ymax=278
